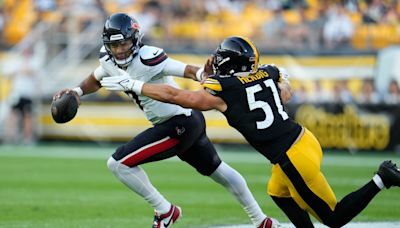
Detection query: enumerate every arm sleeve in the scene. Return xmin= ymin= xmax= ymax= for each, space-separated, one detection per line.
xmin=161 ymin=57 xmax=187 ymax=77
xmin=93 ymin=65 xmax=109 ymax=81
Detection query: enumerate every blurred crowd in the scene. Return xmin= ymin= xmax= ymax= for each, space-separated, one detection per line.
xmin=290 ymin=78 xmax=400 ymax=104
xmin=0 ymin=0 xmax=399 ymax=50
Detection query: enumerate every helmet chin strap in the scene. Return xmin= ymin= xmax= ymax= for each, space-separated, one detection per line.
xmin=115 ymin=54 xmax=133 ymax=68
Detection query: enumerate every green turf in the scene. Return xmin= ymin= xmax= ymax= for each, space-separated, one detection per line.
xmin=0 ymin=144 xmax=399 ymax=228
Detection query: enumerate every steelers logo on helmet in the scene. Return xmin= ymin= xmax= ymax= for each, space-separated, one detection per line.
xmin=102 ymin=13 xmax=142 ymax=67
xmin=213 ymin=36 xmax=259 ymax=77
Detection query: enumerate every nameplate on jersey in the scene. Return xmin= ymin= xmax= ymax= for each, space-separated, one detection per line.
xmin=236 ymin=70 xmax=268 ymax=84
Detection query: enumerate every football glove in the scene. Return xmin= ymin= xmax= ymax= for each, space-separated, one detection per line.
xmin=100 ymin=69 xmax=144 ymax=94
xmin=279 ymin=67 xmax=290 ymax=83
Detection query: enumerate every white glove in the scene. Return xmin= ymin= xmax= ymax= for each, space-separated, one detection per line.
xmin=100 ymin=69 xmax=144 ymax=94
xmin=279 ymin=67 xmax=290 ymax=83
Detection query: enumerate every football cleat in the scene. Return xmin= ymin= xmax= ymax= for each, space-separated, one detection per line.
xmin=152 ymin=204 xmax=182 ymax=228
xmin=258 ymin=217 xmax=281 ymax=228
xmin=377 ymin=160 xmax=400 ymax=189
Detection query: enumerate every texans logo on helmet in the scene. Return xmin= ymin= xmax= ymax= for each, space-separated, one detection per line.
xmin=131 ymin=21 xmax=140 ymax=29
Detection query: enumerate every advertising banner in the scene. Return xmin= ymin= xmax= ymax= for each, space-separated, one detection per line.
xmin=287 ymin=103 xmax=400 ymax=151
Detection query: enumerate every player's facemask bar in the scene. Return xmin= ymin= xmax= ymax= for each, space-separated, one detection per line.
xmin=104 ymin=34 xmax=142 ymax=68
xmin=212 ymin=53 xmax=257 ymax=77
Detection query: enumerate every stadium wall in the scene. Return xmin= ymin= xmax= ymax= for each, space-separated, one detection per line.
xmin=39 ymin=102 xmax=400 ymax=151
xmin=6 ymin=52 xmax=400 ymax=151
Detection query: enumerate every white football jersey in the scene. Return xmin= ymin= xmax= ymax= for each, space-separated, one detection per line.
xmin=94 ymin=45 xmax=192 ymax=125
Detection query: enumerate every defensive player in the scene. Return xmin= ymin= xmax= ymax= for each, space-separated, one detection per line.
xmin=101 ymin=36 xmax=400 ymax=227
xmin=53 ymin=14 xmax=279 ymax=228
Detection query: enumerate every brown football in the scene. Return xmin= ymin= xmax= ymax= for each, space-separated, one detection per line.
xmin=51 ymin=92 xmax=79 ymax=124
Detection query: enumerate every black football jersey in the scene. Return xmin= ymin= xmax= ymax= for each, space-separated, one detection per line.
xmin=203 ymin=65 xmax=302 ymax=163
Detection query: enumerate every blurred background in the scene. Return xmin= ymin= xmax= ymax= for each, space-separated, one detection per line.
xmin=0 ymin=0 xmax=400 ymax=153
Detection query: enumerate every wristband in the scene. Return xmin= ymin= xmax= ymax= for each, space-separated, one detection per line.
xmin=72 ymin=87 xmax=83 ymax=96
xmin=132 ymin=80 xmax=144 ymax=94
xmin=195 ymin=68 xmax=204 ymax=81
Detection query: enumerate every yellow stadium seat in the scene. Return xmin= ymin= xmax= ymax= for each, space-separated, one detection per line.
xmin=283 ymin=10 xmax=301 ymax=25
xmin=349 ymin=12 xmax=362 ymax=25
xmin=371 ymin=25 xmax=393 ymax=49
xmin=352 ymin=24 xmax=399 ymax=50
xmin=3 ymin=0 xmax=37 ymax=45
xmin=307 ymin=0 xmax=319 ymax=10
xmin=352 ymin=25 xmax=369 ymax=49
xmin=304 ymin=8 xmax=318 ymax=21
xmin=171 ymin=20 xmax=202 ymax=40
xmin=40 ymin=11 xmax=63 ymax=24
xmin=241 ymin=4 xmax=271 ymax=26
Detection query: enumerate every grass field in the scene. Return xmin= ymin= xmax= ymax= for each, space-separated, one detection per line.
xmin=0 ymin=143 xmax=399 ymax=228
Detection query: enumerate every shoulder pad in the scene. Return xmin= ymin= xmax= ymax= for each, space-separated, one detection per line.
xmin=202 ymin=78 xmax=222 ymax=92
xmin=139 ymin=45 xmax=168 ymax=66
xmin=99 ymin=46 xmax=108 ymax=59
xmin=259 ymin=64 xmax=281 ymax=82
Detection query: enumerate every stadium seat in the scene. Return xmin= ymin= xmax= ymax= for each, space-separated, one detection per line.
xmin=3 ymin=0 xmax=38 ymax=44
xmin=352 ymin=25 xmax=369 ymax=49
xmin=283 ymin=10 xmax=301 ymax=25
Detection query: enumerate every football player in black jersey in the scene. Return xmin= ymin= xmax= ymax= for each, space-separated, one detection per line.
xmin=102 ymin=36 xmax=400 ymax=227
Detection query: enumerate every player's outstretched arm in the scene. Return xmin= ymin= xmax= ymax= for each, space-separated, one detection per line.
xmin=99 ymin=72 xmax=227 ymax=111
xmin=183 ymin=56 xmax=215 ymax=83
xmin=183 ymin=65 xmax=200 ymax=81
xmin=141 ymin=83 xmax=226 ymax=112
xmin=184 ymin=55 xmax=213 ymax=83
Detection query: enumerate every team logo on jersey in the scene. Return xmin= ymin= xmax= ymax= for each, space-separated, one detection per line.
xmin=175 ymin=126 xmax=185 ymax=135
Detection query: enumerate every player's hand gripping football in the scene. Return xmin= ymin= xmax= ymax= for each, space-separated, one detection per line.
xmin=53 ymin=89 xmax=81 ymax=105
xmin=100 ymin=69 xmax=143 ymax=93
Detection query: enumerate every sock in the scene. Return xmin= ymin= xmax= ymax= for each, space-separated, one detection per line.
xmin=210 ymin=162 xmax=266 ymax=226
xmin=107 ymin=157 xmax=171 ymax=213
xmin=372 ymin=174 xmax=385 ymax=189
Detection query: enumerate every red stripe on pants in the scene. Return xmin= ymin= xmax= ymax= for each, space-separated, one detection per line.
xmin=122 ymin=138 xmax=179 ymax=167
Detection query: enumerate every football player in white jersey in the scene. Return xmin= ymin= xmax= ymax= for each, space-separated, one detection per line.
xmin=53 ymin=13 xmax=278 ymax=228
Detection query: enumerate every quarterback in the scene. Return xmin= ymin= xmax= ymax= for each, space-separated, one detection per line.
xmin=53 ymin=14 xmax=279 ymax=228
xmin=101 ymin=36 xmax=400 ymax=228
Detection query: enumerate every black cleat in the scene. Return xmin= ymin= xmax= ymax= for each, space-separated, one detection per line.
xmin=377 ymin=160 xmax=400 ymax=189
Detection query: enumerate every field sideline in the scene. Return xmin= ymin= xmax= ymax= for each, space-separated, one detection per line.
xmin=0 ymin=143 xmax=399 ymax=228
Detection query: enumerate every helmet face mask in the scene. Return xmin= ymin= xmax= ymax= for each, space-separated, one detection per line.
xmin=102 ymin=13 xmax=141 ymax=67
xmin=212 ymin=36 xmax=259 ymax=76
xmin=104 ymin=39 xmax=135 ymax=66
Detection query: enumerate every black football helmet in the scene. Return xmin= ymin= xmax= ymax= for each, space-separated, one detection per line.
xmin=102 ymin=13 xmax=141 ymax=67
xmin=213 ymin=36 xmax=259 ymax=76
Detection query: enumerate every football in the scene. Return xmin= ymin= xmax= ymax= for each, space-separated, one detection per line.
xmin=51 ymin=92 xmax=79 ymax=124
